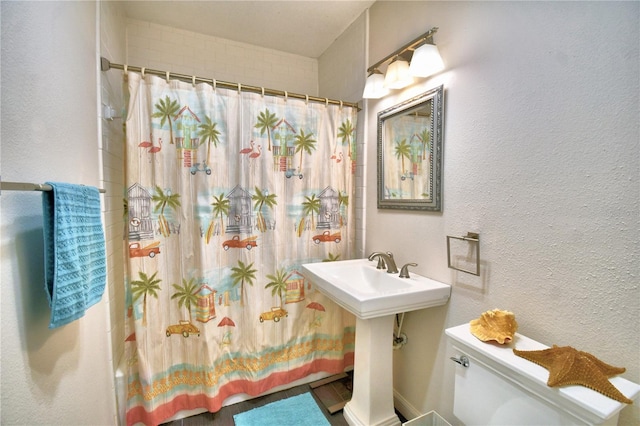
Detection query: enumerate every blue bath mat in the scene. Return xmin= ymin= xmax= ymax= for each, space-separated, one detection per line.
xmin=233 ymin=392 xmax=329 ymax=426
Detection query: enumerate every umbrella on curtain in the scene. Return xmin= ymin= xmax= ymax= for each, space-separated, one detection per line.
xmin=218 ymin=316 xmax=235 ymax=345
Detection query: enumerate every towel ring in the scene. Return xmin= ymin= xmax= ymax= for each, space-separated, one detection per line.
xmin=446 ymin=232 xmax=480 ymax=276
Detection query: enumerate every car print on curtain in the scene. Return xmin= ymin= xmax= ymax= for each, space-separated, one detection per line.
xmin=123 ymin=72 xmax=357 ymax=426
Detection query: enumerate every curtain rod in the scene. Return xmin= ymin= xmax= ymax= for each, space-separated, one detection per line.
xmin=1 ymin=181 xmax=106 ymax=194
xmin=100 ymin=58 xmax=360 ymax=111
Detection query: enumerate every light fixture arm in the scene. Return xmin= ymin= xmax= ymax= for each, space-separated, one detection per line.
xmin=366 ymin=27 xmax=439 ymax=73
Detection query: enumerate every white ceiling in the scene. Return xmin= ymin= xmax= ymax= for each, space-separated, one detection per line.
xmin=121 ymin=1 xmax=376 ymax=58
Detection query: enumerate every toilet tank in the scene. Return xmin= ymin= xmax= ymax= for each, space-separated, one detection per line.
xmin=445 ymin=324 xmax=639 ymax=426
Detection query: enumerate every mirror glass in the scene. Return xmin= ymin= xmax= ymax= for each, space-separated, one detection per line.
xmin=377 ymin=85 xmax=443 ymax=211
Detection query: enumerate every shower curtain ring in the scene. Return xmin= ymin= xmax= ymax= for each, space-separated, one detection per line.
xmin=261 ymin=87 xmax=265 ymax=97
xmin=238 ymin=83 xmax=242 ymax=94
xmin=123 ymin=64 xmax=128 ymax=74
xmin=284 ymin=91 xmax=288 ymax=102
xmin=192 ymin=75 xmax=196 ymax=87
xmin=325 ymin=98 xmax=329 ymax=107
xmin=213 ymin=79 xmax=216 ymax=91
xmin=305 ymin=94 xmax=309 ymax=105
xmin=340 ymin=100 xmax=343 ymax=110
xmin=141 ymin=67 xmax=145 ymax=78
xmin=166 ymin=71 xmax=170 ymax=83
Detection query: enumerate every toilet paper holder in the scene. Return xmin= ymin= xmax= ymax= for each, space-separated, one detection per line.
xmin=446 ymin=232 xmax=480 ymax=276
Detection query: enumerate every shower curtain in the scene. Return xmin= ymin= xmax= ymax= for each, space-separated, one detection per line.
xmin=123 ymin=72 xmax=357 ymax=425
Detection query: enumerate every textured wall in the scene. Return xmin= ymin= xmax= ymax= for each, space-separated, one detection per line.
xmin=364 ymin=1 xmax=639 ymax=424
xmin=0 ymin=2 xmax=117 ymax=424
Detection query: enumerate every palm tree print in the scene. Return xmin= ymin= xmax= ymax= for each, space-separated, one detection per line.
xmin=231 ymin=260 xmax=257 ymax=307
xmin=418 ymin=128 xmax=430 ymax=160
xmin=265 ymin=268 xmax=288 ymax=307
xmin=255 ymin=109 xmax=278 ymax=152
xmin=337 ymin=119 xmax=355 ymax=158
xmin=394 ymin=139 xmax=411 ymax=173
xmin=294 ymin=129 xmax=316 ymax=170
xmin=323 ymin=253 xmax=341 ymax=262
xmin=207 ymin=193 xmax=229 ymax=243
xmin=152 ymin=96 xmax=180 ymax=144
xmin=298 ymin=193 xmax=320 ymax=236
xmin=171 ymin=277 xmax=199 ymax=323
xmin=153 ymin=186 xmax=181 ymax=237
xmin=252 ymin=187 xmax=277 ymax=233
xmin=131 ymin=271 xmax=161 ymax=327
xmin=338 ymin=191 xmax=349 ymax=227
xmin=198 ymin=116 xmax=221 ymax=164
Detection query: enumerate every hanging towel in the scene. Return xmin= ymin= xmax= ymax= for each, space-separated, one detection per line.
xmin=42 ymin=182 xmax=106 ymax=328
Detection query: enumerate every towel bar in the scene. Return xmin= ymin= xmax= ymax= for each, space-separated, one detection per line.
xmin=1 ymin=181 xmax=106 ymax=194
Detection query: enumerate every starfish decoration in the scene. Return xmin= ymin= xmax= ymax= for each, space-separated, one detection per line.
xmin=513 ymin=345 xmax=632 ymax=404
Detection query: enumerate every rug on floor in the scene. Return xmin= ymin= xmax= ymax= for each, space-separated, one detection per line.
xmin=233 ymin=392 xmax=330 ymax=426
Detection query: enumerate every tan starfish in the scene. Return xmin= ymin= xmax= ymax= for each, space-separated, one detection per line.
xmin=513 ymin=345 xmax=632 ymax=404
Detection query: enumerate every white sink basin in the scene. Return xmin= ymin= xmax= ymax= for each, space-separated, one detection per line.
xmin=301 ymin=259 xmax=451 ymax=319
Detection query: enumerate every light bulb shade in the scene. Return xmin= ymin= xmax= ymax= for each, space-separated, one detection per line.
xmin=384 ymin=58 xmax=413 ymax=89
xmin=362 ymin=71 xmax=389 ymax=99
xmin=409 ymin=43 xmax=445 ymax=77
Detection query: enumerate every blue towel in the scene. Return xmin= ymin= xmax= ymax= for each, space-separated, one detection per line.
xmin=42 ymin=182 xmax=106 ymax=328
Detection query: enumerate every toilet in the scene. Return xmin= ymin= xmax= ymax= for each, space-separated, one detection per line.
xmin=445 ymin=324 xmax=639 ymax=425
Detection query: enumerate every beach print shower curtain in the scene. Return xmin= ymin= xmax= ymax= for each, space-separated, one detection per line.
xmin=123 ymin=72 xmax=357 ymax=425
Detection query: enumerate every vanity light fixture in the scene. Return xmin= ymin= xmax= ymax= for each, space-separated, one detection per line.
xmin=363 ymin=27 xmax=444 ymax=99
xmin=383 ymin=56 xmax=413 ymax=89
xmin=362 ymin=69 xmax=389 ymax=99
xmin=409 ymin=40 xmax=445 ymax=77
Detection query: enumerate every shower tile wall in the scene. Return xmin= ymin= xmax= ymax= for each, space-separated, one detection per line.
xmin=101 ymin=0 xmax=127 ymax=368
xmin=317 ymin=13 xmax=367 ymax=257
xmin=126 ymin=19 xmax=319 ymax=95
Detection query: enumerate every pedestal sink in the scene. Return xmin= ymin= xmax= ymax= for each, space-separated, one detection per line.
xmin=302 ymin=259 xmax=451 ymax=426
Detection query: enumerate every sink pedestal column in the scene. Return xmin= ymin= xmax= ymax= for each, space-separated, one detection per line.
xmin=344 ymin=315 xmax=401 ymax=426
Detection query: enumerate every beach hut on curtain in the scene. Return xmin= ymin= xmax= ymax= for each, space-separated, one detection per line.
xmin=127 ymin=183 xmax=155 ymax=241
xmin=284 ymin=270 xmax=306 ymax=304
xmin=226 ymin=185 xmax=253 ymax=234
xmin=174 ymin=105 xmax=201 ymax=167
xmin=195 ymin=284 xmax=217 ymax=323
xmin=271 ymin=118 xmax=297 ymax=172
xmin=317 ymin=186 xmax=341 ymax=230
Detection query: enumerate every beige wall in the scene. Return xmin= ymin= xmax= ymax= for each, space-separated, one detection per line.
xmin=364 ymin=1 xmax=639 ymax=424
xmin=0 ymin=1 xmax=117 ymax=424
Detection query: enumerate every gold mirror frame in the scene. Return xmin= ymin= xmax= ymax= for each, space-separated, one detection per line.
xmin=377 ymin=85 xmax=443 ymax=211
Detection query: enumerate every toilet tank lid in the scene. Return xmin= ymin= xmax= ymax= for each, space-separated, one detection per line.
xmin=446 ymin=324 xmax=640 ymax=421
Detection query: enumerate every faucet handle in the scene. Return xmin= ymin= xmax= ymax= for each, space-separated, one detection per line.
xmin=399 ymin=263 xmax=418 ymax=278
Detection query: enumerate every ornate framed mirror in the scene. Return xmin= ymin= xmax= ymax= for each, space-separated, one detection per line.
xmin=377 ymin=85 xmax=443 ymax=211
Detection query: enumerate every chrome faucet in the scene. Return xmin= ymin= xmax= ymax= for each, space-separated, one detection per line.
xmin=368 ymin=251 xmax=399 ymax=274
